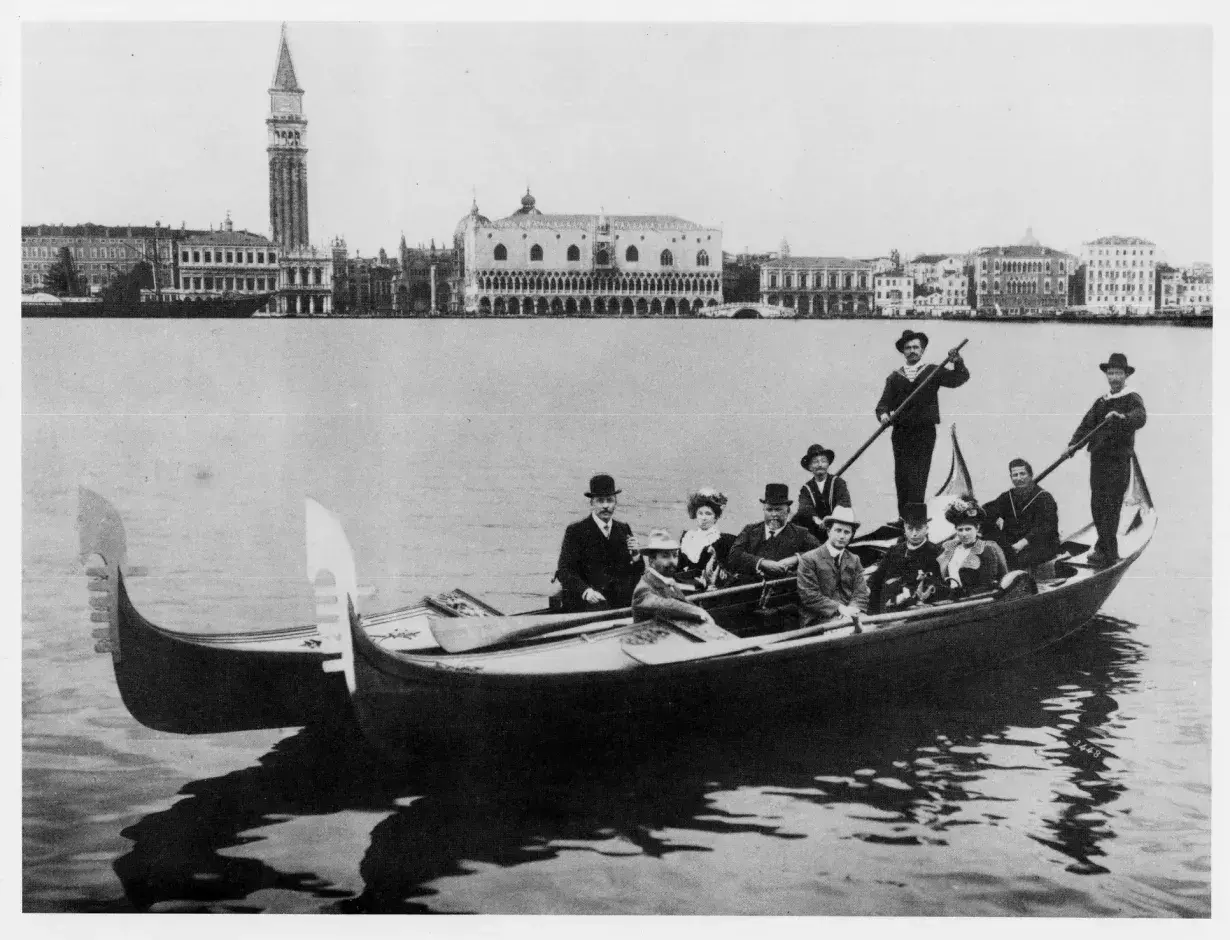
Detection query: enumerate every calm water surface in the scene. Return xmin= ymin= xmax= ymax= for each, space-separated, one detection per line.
xmin=22 ymin=319 xmax=1210 ymax=914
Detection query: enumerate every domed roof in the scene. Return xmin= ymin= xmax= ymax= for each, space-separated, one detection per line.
xmin=513 ymin=187 xmax=542 ymax=217
xmin=1019 ymin=226 xmax=1041 ymax=247
xmin=453 ymin=197 xmax=490 ymax=236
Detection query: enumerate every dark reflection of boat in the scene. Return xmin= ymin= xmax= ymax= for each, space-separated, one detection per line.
xmin=101 ymin=615 xmax=1144 ymax=913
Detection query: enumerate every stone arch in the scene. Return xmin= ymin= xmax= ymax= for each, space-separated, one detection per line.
xmin=550 ymin=296 xmax=564 ymax=316
xmin=650 ymin=298 xmax=662 ymax=316
xmin=567 ymin=244 xmax=580 ymax=262
xmin=733 ymin=307 xmax=759 ymax=319
xmin=621 ymin=297 xmax=634 ymax=316
xmin=494 ymin=243 xmax=507 ymax=261
xmin=697 ymin=249 xmax=709 ymax=267
xmin=692 ymin=299 xmax=704 ymax=314
xmin=660 ymin=249 xmax=673 ymax=267
xmin=536 ymin=297 xmax=548 ymax=316
xmin=565 ymin=297 xmax=578 ymax=315
xmin=479 ymin=296 xmax=492 ymax=314
xmin=626 ymin=245 xmax=639 ymax=262
xmin=706 ymin=299 xmax=717 ymax=308
xmin=636 ymin=298 xmax=649 ymax=315
xmin=494 ymin=297 xmax=507 ymax=316
xmin=579 ymin=297 xmax=591 ymax=315
xmin=664 ymin=298 xmax=676 ymax=316
xmin=530 ymin=244 xmax=543 ymax=262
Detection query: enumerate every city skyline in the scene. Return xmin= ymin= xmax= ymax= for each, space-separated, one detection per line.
xmin=21 ymin=21 xmax=1213 ymax=265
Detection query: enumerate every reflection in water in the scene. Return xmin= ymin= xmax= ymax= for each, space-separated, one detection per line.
xmin=108 ymin=616 xmax=1144 ymax=913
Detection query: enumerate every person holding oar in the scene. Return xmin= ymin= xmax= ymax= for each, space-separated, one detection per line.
xmin=874 ymin=330 xmax=970 ymax=518
xmin=1061 ymin=353 xmax=1147 ymax=569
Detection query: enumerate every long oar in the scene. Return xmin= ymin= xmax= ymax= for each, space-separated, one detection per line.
xmin=1032 ymin=415 xmax=1115 ymax=488
xmin=832 ymin=338 xmax=969 ymax=480
xmin=430 ymin=575 xmax=797 ymax=653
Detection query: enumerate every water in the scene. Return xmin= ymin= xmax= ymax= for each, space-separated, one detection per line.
xmin=22 ymin=319 xmax=1210 ymax=915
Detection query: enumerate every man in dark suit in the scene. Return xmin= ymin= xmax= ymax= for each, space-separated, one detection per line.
xmin=726 ymin=483 xmax=821 ymax=582
xmin=1062 ymin=353 xmax=1147 ymax=568
xmin=875 ymin=329 xmax=970 ymax=517
xmin=797 ymin=505 xmax=870 ymax=627
xmin=866 ymin=502 xmax=945 ymax=613
xmin=554 ymin=474 xmax=644 ymax=612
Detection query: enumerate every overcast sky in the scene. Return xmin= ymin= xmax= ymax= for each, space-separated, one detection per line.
xmin=21 ymin=20 xmax=1213 ymax=264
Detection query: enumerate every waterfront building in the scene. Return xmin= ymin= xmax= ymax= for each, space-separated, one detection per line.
xmin=330 ymin=239 xmax=398 ymax=316
xmin=873 ymin=272 xmax=915 ymax=316
xmin=1080 ymin=235 xmax=1156 ymax=316
xmin=1156 ymin=263 xmax=1213 ymax=313
xmin=972 ymin=231 xmax=1075 ymax=316
xmin=721 ymin=251 xmax=770 ymax=304
xmin=21 ymin=223 xmax=177 ymax=294
xmin=265 ymin=24 xmax=332 ymax=315
xmin=174 ymin=215 xmax=280 ymax=314
xmin=760 ymin=255 xmax=875 ymax=315
xmin=454 ymin=190 xmax=723 ymax=316
xmin=396 ymin=235 xmax=458 ymax=315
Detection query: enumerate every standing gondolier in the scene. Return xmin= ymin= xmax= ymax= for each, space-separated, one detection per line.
xmin=1063 ymin=353 xmax=1146 ymax=568
xmin=875 ymin=330 xmax=970 ymax=517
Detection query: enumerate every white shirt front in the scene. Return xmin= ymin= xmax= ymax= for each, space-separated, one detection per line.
xmin=591 ymin=513 xmax=612 ymax=538
xmin=947 ymin=544 xmax=972 ymax=582
xmin=1102 ymin=385 xmax=1133 ymax=401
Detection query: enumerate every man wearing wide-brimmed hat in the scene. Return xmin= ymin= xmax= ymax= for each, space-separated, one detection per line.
xmin=797 ymin=505 xmax=870 ymax=627
xmin=631 ymin=529 xmax=720 ymax=626
xmin=875 ymin=329 xmax=970 ymax=517
xmin=792 ymin=443 xmax=853 ymax=540
xmin=866 ymin=502 xmax=946 ymax=613
xmin=1062 ymin=353 xmax=1147 ymax=568
xmin=726 ymin=483 xmax=821 ymax=583
xmin=554 ymin=474 xmax=644 ymax=611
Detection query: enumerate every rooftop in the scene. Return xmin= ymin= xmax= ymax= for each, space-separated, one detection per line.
xmin=22 ymin=223 xmax=269 ymax=244
xmin=975 ymin=244 xmax=1073 ymax=259
xmin=763 ymin=256 xmax=874 ymax=269
xmin=1083 ymin=235 xmax=1155 ymax=246
xmin=270 ymin=24 xmax=302 ymax=93
xmin=910 ymin=254 xmax=948 ymax=264
xmin=485 ymin=213 xmax=712 ymax=232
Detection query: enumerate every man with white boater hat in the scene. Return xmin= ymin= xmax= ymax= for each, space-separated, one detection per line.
xmin=631 ymin=529 xmax=719 ymax=626
xmin=796 ymin=505 xmax=870 ymax=628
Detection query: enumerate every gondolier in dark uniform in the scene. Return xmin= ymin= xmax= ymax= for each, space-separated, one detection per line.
xmin=875 ymin=330 xmax=970 ymax=517
xmin=554 ymin=474 xmax=644 ymax=611
xmin=982 ymin=458 xmax=1061 ymax=575
xmin=792 ymin=443 xmax=852 ymax=541
xmin=1063 ymin=353 xmax=1146 ymax=569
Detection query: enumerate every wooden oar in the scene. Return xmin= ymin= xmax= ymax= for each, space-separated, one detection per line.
xmin=832 ymin=338 xmax=969 ymax=479
xmin=429 ymin=574 xmax=799 ymax=654
xmin=1032 ymin=415 xmax=1115 ymax=487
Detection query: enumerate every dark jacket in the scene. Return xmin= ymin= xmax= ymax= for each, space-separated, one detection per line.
xmin=726 ymin=522 xmax=820 ymax=582
xmin=867 ymin=539 xmax=945 ymax=613
xmin=936 ymin=537 xmax=1009 ymax=595
xmin=797 ymin=545 xmax=870 ymax=626
xmin=1068 ymin=391 xmax=1147 ymax=460
xmin=983 ymin=485 xmax=1061 ymax=568
xmin=875 ymin=359 xmax=970 ymax=428
xmin=631 ymin=568 xmax=709 ymax=624
xmin=555 ymin=516 xmax=644 ymax=610
xmin=792 ymin=475 xmax=852 ymax=539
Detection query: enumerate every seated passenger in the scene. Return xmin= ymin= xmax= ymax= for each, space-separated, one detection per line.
xmin=797 ymin=506 xmax=870 ymax=628
xmin=631 ymin=529 xmax=720 ymax=627
xmin=866 ymin=502 xmax=946 ymax=613
xmin=676 ymin=487 xmax=737 ymax=591
xmin=726 ymin=483 xmax=821 ymax=583
xmin=792 ymin=444 xmax=853 ymax=541
xmin=937 ymin=499 xmax=1009 ymax=596
xmin=982 ymin=458 xmax=1061 ymax=575
xmin=554 ymin=474 xmax=643 ymax=612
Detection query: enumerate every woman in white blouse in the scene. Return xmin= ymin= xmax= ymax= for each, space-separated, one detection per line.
xmin=937 ymin=499 xmax=1009 ymax=596
xmin=676 ymin=488 xmax=737 ymax=591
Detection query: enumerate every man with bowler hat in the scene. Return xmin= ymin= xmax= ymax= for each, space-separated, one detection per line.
xmin=554 ymin=474 xmax=644 ymax=611
xmin=1063 ymin=353 xmax=1146 ymax=568
xmin=866 ymin=502 xmax=946 ymax=613
xmin=726 ymin=483 xmax=821 ymax=583
xmin=875 ymin=329 xmax=970 ymax=517
xmin=793 ymin=443 xmax=853 ymax=540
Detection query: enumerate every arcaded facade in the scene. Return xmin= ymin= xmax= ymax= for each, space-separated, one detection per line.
xmin=454 ymin=191 xmax=723 ymax=316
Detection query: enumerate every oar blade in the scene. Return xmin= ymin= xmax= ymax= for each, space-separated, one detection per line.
xmin=429 ymin=609 xmax=627 ymax=653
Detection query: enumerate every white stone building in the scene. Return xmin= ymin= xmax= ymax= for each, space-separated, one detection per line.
xmin=1081 ymin=235 xmax=1157 ymax=316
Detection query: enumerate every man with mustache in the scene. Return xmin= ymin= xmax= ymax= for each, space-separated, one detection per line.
xmin=982 ymin=458 xmax=1061 ymax=574
xmin=631 ymin=530 xmax=719 ymax=627
xmin=1062 ymin=353 xmax=1147 ymax=569
xmin=726 ymin=483 xmax=821 ymax=583
xmin=866 ymin=502 xmax=946 ymax=613
xmin=554 ymin=474 xmax=643 ymax=611
xmin=875 ymin=329 xmax=970 ymax=517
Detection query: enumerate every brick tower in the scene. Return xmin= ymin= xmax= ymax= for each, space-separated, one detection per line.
xmin=267 ymin=23 xmax=309 ymax=251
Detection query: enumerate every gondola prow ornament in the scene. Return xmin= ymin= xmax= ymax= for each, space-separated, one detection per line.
xmin=305 ymin=498 xmax=359 ymax=693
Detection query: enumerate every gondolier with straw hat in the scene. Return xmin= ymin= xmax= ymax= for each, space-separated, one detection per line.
xmin=1062 ymin=353 xmax=1146 ymax=569
xmin=874 ymin=330 xmax=970 ymax=518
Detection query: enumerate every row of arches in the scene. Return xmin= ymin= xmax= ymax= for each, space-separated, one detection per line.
xmin=980 ymin=279 xmax=1064 ymax=295
xmin=476 ymin=270 xmax=718 ymax=296
xmin=763 ymin=293 xmax=872 ymax=315
xmin=992 ymin=260 xmax=1064 ymax=275
xmin=477 ymin=296 xmax=721 ymax=317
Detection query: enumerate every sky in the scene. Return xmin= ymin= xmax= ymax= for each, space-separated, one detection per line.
xmin=20 ymin=19 xmax=1214 ymax=265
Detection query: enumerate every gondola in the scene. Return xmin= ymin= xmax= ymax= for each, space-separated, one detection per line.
xmin=76 ymin=429 xmax=1155 ymax=746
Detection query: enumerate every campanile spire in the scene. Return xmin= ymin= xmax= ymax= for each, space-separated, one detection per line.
xmin=267 ymin=23 xmax=309 ymax=251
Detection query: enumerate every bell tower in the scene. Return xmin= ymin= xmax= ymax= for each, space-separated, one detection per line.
xmin=267 ymin=23 xmax=309 ymax=251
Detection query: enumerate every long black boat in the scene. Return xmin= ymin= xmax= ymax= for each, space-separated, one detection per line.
xmin=23 ymin=293 xmax=274 ymax=319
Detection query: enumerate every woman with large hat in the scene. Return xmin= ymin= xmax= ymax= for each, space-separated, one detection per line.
xmin=936 ymin=498 xmax=1009 ymax=596
xmin=792 ymin=443 xmax=852 ymax=540
xmin=1062 ymin=352 xmax=1147 ymax=568
xmin=676 ymin=487 xmax=737 ymax=590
